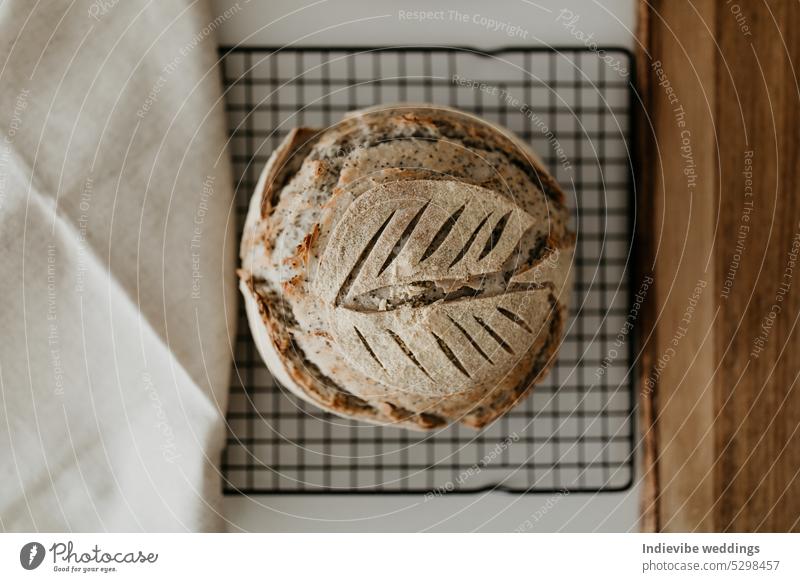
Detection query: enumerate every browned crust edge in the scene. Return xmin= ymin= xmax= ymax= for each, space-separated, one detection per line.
xmin=259 ymin=127 xmax=321 ymax=219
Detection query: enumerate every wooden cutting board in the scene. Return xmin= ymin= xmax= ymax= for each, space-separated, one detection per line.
xmin=635 ymin=0 xmax=800 ymax=532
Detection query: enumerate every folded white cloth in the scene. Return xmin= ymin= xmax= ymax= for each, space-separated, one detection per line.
xmin=0 ymin=0 xmax=236 ymax=531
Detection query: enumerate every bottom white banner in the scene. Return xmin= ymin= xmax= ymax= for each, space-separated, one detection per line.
xmin=1 ymin=533 xmax=797 ymax=581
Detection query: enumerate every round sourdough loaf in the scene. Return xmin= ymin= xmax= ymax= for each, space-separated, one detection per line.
xmin=239 ymin=104 xmax=574 ymax=430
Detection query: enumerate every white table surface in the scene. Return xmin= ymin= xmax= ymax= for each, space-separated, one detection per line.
xmin=214 ymin=0 xmax=641 ymax=532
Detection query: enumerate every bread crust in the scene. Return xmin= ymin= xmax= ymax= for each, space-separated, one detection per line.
xmin=239 ymin=104 xmax=574 ymax=430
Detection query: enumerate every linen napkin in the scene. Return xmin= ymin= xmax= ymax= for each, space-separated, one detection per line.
xmin=0 ymin=0 xmax=236 ymax=531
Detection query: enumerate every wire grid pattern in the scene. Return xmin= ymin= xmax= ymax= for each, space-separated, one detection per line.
xmin=221 ymin=46 xmax=635 ymax=494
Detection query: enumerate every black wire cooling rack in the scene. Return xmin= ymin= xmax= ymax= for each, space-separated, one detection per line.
xmin=220 ymin=45 xmax=636 ymax=494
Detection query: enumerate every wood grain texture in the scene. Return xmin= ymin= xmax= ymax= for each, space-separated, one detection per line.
xmin=637 ymin=0 xmax=800 ymax=532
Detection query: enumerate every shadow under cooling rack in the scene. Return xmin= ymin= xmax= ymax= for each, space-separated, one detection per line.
xmin=220 ymin=45 xmax=637 ymax=495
